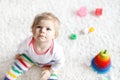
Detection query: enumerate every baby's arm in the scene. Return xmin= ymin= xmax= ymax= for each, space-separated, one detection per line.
xmin=51 ymin=47 xmax=65 ymax=72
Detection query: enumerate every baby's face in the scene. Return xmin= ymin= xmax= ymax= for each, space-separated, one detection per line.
xmin=32 ymin=19 xmax=55 ymax=43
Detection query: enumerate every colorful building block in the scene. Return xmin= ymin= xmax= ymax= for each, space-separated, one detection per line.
xmin=82 ymin=26 xmax=95 ymax=34
xmin=95 ymin=8 xmax=103 ymax=16
xmin=77 ymin=7 xmax=87 ymax=17
xmin=70 ymin=34 xmax=77 ymax=40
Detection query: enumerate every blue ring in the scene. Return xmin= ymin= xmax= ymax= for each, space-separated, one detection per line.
xmin=91 ymin=59 xmax=111 ymax=74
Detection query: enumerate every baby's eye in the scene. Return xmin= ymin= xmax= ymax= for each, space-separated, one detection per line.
xmin=36 ymin=26 xmax=42 ymax=29
xmin=46 ymin=28 xmax=51 ymax=31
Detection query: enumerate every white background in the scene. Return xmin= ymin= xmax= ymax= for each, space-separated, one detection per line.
xmin=0 ymin=0 xmax=120 ymax=80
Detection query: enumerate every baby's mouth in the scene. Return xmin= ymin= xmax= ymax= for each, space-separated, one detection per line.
xmin=39 ymin=35 xmax=45 ymax=38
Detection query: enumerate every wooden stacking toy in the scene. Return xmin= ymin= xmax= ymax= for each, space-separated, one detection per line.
xmin=91 ymin=50 xmax=111 ymax=74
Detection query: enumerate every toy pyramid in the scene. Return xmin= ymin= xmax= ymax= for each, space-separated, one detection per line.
xmin=91 ymin=50 xmax=111 ymax=74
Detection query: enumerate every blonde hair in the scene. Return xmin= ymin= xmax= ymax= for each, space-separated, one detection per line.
xmin=31 ymin=12 xmax=60 ymax=38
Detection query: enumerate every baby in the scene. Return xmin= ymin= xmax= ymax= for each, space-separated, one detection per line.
xmin=4 ymin=12 xmax=65 ymax=80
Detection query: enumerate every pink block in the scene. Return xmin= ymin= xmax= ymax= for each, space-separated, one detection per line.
xmin=77 ymin=7 xmax=87 ymax=17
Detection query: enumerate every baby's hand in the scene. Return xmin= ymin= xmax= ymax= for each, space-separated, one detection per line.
xmin=40 ymin=70 xmax=51 ymax=80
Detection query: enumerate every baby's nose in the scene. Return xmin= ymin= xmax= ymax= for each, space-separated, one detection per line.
xmin=40 ymin=28 xmax=46 ymax=33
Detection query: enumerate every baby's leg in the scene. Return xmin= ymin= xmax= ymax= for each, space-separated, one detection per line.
xmin=4 ymin=53 xmax=35 ymax=80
